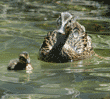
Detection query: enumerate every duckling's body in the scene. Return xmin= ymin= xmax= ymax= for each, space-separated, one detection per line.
xmin=39 ymin=12 xmax=94 ymax=62
xmin=7 ymin=51 xmax=33 ymax=70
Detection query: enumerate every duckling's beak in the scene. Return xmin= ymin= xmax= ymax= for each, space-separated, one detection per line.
xmin=57 ymin=12 xmax=72 ymax=34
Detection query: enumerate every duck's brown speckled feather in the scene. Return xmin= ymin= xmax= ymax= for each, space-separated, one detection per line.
xmin=39 ymin=12 xmax=94 ymax=63
xmin=39 ymin=21 xmax=93 ymax=62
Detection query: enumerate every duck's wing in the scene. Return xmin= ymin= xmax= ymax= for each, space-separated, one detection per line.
xmin=39 ymin=31 xmax=57 ymax=57
xmin=62 ymin=21 xmax=93 ymax=60
xmin=39 ymin=29 xmax=72 ymax=62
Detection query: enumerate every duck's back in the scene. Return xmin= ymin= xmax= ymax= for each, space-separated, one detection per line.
xmin=39 ymin=21 xmax=93 ymax=62
xmin=62 ymin=21 xmax=93 ymax=60
xmin=7 ymin=59 xmax=19 ymax=70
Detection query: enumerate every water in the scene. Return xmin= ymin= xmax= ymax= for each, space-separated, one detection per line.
xmin=0 ymin=0 xmax=110 ymax=99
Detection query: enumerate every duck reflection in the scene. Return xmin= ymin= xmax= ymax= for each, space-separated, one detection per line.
xmin=7 ymin=51 xmax=33 ymax=70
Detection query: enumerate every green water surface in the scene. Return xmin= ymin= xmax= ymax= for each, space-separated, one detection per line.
xmin=0 ymin=0 xmax=110 ymax=99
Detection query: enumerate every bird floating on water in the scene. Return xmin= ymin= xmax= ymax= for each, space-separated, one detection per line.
xmin=7 ymin=51 xmax=33 ymax=70
xmin=39 ymin=12 xmax=94 ymax=63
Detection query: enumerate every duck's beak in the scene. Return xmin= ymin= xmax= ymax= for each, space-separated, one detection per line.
xmin=57 ymin=23 xmax=65 ymax=34
xmin=57 ymin=12 xmax=72 ymax=34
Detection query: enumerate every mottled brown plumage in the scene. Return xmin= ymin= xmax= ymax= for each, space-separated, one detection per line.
xmin=39 ymin=12 xmax=94 ymax=62
xmin=7 ymin=51 xmax=33 ymax=70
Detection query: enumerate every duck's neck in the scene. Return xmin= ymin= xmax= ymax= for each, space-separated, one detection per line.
xmin=49 ymin=33 xmax=68 ymax=54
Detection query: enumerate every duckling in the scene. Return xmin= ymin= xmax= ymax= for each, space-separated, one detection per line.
xmin=39 ymin=12 xmax=94 ymax=63
xmin=7 ymin=51 xmax=33 ymax=70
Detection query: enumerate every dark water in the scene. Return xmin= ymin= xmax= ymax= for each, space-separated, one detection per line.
xmin=0 ymin=0 xmax=110 ymax=99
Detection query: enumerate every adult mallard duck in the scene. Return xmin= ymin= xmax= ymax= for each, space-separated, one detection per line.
xmin=7 ymin=51 xmax=33 ymax=70
xmin=39 ymin=12 xmax=94 ymax=63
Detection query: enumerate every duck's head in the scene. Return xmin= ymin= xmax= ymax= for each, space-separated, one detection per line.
xmin=19 ymin=51 xmax=30 ymax=64
xmin=56 ymin=12 xmax=73 ymax=35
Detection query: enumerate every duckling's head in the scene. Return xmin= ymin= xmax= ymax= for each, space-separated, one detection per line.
xmin=19 ymin=51 xmax=30 ymax=64
xmin=56 ymin=12 xmax=73 ymax=35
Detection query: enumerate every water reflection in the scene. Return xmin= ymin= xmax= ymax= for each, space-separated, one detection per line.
xmin=2 ymin=94 xmax=61 ymax=99
xmin=0 ymin=71 xmax=31 ymax=83
xmin=0 ymin=54 xmax=110 ymax=99
xmin=0 ymin=0 xmax=110 ymax=99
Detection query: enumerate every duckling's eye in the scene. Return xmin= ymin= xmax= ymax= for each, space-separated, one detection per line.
xmin=19 ymin=56 xmax=26 ymax=62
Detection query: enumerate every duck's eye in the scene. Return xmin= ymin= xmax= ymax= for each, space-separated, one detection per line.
xmin=57 ymin=16 xmax=62 ymax=26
